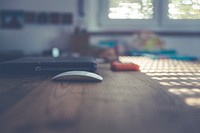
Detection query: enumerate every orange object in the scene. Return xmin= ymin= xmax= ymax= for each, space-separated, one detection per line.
xmin=111 ymin=61 xmax=140 ymax=71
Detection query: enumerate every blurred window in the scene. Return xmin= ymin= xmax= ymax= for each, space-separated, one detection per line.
xmin=98 ymin=0 xmax=158 ymax=29
xmin=95 ymin=0 xmax=200 ymax=31
xmin=168 ymin=0 xmax=200 ymax=19
xmin=108 ymin=0 xmax=154 ymax=19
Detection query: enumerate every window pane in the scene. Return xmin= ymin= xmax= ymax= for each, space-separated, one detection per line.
xmin=108 ymin=0 xmax=154 ymax=19
xmin=168 ymin=0 xmax=200 ymax=19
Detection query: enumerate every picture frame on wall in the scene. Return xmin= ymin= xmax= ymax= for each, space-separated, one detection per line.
xmin=61 ymin=13 xmax=73 ymax=25
xmin=49 ymin=12 xmax=60 ymax=25
xmin=37 ymin=12 xmax=48 ymax=24
xmin=24 ymin=11 xmax=36 ymax=24
xmin=0 ymin=10 xmax=24 ymax=29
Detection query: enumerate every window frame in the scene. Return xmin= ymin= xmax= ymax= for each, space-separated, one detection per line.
xmin=162 ymin=0 xmax=200 ymax=27
xmin=99 ymin=0 xmax=159 ymax=27
xmin=85 ymin=0 xmax=200 ymax=32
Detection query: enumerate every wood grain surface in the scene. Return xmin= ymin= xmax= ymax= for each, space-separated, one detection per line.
xmin=0 ymin=63 xmax=200 ymax=133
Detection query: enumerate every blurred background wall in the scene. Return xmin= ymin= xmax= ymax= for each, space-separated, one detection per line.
xmin=0 ymin=0 xmax=77 ymax=55
xmin=0 ymin=0 xmax=200 ymax=57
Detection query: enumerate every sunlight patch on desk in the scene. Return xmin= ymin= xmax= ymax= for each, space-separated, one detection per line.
xmin=119 ymin=56 xmax=200 ymax=109
xmin=191 ymin=82 xmax=200 ymax=86
xmin=159 ymin=82 xmax=173 ymax=86
xmin=151 ymin=77 xmax=188 ymax=81
xmin=151 ymin=77 xmax=164 ymax=80
xmin=180 ymin=82 xmax=193 ymax=86
xmin=145 ymin=72 xmax=197 ymax=76
xmin=185 ymin=97 xmax=200 ymax=108
xmin=179 ymin=77 xmax=189 ymax=80
xmin=194 ymin=73 xmax=200 ymax=76
xmin=168 ymin=88 xmax=200 ymax=95
xmin=169 ymin=82 xmax=182 ymax=86
xmin=189 ymin=77 xmax=199 ymax=80
xmin=159 ymin=81 xmax=200 ymax=87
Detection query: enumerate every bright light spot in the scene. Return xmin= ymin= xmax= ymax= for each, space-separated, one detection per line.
xmin=189 ymin=77 xmax=198 ymax=80
xmin=192 ymin=82 xmax=200 ymax=86
xmin=108 ymin=1 xmax=153 ymax=19
xmin=180 ymin=77 xmax=188 ymax=80
xmin=185 ymin=97 xmax=200 ymax=107
xmin=169 ymin=88 xmax=200 ymax=95
xmin=168 ymin=8 xmax=179 ymax=15
xmin=151 ymin=77 xmax=160 ymax=80
xmin=170 ymin=82 xmax=181 ymax=86
xmin=160 ymin=82 xmax=172 ymax=86
xmin=168 ymin=0 xmax=200 ymax=19
xmin=52 ymin=47 xmax=60 ymax=58
xmin=146 ymin=73 xmax=156 ymax=76
xmin=171 ymin=77 xmax=178 ymax=80
xmin=181 ymin=82 xmax=193 ymax=86
xmin=180 ymin=89 xmax=195 ymax=95
xmin=169 ymin=89 xmax=182 ymax=95
xmin=192 ymin=4 xmax=200 ymax=10
xmin=119 ymin=3 xmax=142 ymax=9
xmin=182 ymin=0 xmax=193 ymax=5
xmin=192 ymin=88 xmax=200 ymax=93
xmin=177 ymin=73 xmax=185 ymax=76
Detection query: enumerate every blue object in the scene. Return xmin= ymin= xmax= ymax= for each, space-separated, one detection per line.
xmin=128 ymin=49 xmax=177 ymax=56
xmin=128 ymin=49 xmax=198 ymax=61
xmin=99 ymin=40 xmax=117 ymax=48
xmin=151 ymin=55 xmax=198 ymax=61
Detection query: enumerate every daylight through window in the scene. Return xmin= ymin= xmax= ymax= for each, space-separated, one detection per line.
xmin=168 ymin=0 xmax=200 ymax=19
xmin=108 ymin=0 xmax=154 ymax=19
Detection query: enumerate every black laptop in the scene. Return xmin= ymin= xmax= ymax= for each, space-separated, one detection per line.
xmin=0 ymin=56 xmax=97 ymax=74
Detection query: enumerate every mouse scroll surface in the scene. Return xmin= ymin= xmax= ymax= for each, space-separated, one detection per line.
xmin=52 ymin=71 xmax=103 ymax=82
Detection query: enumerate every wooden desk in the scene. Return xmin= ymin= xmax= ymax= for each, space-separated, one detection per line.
xmin=0 ymin=57 xmax=200 ymax=133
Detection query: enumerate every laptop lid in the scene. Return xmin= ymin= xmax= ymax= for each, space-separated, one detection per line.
xmin=0 ymin=56 xmax=97 ymax=74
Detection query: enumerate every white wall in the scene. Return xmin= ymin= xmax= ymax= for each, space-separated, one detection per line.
xmin=0 ymin=0 xmax=77 ymax=55
xmin=163 ymin=36 xmax=200 ymax=57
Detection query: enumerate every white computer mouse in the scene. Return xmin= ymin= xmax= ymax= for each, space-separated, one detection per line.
xmin=52 ymin=71 xmax=103 ymax=82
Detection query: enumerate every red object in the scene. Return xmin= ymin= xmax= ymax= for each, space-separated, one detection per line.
xmin=111 ymin=61 xmax=140 ymax=71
